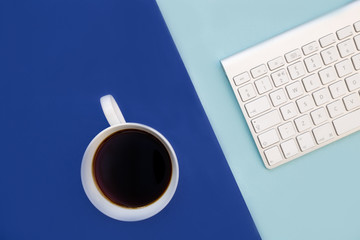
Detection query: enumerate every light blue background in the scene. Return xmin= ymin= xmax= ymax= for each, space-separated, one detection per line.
xmin=156 ymin=0 xmax=360 ymax=239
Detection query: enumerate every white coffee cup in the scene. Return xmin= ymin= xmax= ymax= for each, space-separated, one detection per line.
xmin=81 ymin=95 xmax=179 ymax=221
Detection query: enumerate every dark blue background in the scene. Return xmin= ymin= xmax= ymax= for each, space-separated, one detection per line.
xmin=0 ymin=0 xmax=260 ymax=239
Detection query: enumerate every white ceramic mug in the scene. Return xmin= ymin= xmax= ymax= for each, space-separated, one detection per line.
xmin=81 ymin=95 xmax=179 ymax=221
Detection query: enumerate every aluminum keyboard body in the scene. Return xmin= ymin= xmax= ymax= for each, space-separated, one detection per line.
xmin=221 ymin=1 xmax=360 ymax=169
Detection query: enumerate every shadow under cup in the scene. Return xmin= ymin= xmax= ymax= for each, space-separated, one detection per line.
xmin=92 ymin=128 xmax=173 ymax=209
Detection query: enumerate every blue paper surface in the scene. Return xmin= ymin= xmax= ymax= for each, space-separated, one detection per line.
xmin=156 ymin=0 xmax=360 ymax=239
xmin=0 ymin=0 xmax=260 ymax=239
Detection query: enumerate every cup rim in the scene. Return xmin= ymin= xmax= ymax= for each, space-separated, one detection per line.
xmin=81 ymin=123 xmax=179 ymax=221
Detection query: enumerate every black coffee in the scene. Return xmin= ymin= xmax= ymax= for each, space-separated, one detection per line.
xmin=93 ymin=129 xmax=172 ymax=208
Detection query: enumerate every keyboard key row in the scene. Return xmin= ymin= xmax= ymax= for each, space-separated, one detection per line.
xmin=264 ymin=106 xmax=360 ymax=165
xmin=264 ymin=106 xmax=360 ymax=153
xmin=256 ymin=58 xmax=358 ymax=96
xmin=234 ymin=32 xmax=359 ymax=89
xmin=240 ymin=75 xmax=358 ymax=118
xmin=252 ymin=91 xmax=360 ymax=138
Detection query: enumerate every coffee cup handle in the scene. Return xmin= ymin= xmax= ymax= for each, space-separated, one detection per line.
xmin=100 ymin=95 xmax=126 ymax=126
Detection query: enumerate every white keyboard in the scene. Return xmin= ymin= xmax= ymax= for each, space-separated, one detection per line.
xmin=221 ymin=1 xmax=360 ymax=169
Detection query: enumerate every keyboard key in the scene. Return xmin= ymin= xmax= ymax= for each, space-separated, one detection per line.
xmin=333 ymin=108 xmax=360 ymax=135
xmin=288 ymin=61 xmax=306 ymax=80
xmin=310 ymin=107 xmax=328 ymax=125
xmin=302 ymin=41 xmax=319 ymax=55
xmin=318 ymin=67 xmax=337 ymax=84
xmin=313 ymin=88 xmax=331 ymax=106
xmin=320 ymin=47 xmax=339 ymax=65
xmin=268 ymin=56 xmax=285 ymax=70
xmin=336 ymin=25 xmax=353 ymax=40
xmin=251 ymin=110 xmax=281 ymax=133
xmin=271 ymin=68 xmax=290 ymax=87
xmin=280 ymin=102 xmax=298 ymax=120
xmin=352 ymin=54 xmax=360 ymax=70
xmin=337 ymin=39 xmax=356 ymax=58
xmin=335 ymin=59 xmax=353 ymax=77
xmin=329 ymin=80 xmax=347 ymax=99
xmin=233 ymin=72 xmax=250 ymax=86
xmin=294 ymin=115 xmax=312 ymax=132
xmin=251 ymin=64 xmax=267 ymax=78
xmin=354 ymin=35 xmax=360 ymax=50
xmin=278 ymin=122 xmax=296 ymax=139
xmin=302 ymin=74 xmax=321 ymax=92
xmin=312 ymin=123 xmax=335 ymax=144
xmin=296 ymin=132 xmax=316 ymax=151
xmin=254 ymin=76 xmax=273 ymax=94
xmin=319 ymin=33 xmax=336 ymax=48
xmin=245 ymin=96 xmax=271 ymax=118
xmin=280 ymin=139 xmax=298 ymax=159
xmin=343 ymin=93 xmax=360 ymax=110
xmin=264 ymin=146 xmax=283 ymax=166
xmin=355 ymin=21 xmax=360 ymax=32
xmin=258 ymin=129 xmax=279 ymax=148
xmin=238 ymin=84 xmax=256 ymax=102
xmin=345 ymin=73 xmax=360 ymax=91
xmin=296 ymin=95 xmax=315 ymax=113
xmin=285 ymin=49 xmax=302 ymax=63
xmin=304 ymin=54 xmax=322 ymax=72
xmin=286 ymin=81 xmax=304 ymax=99
xmin=269 ymin=89 xmax=287 ymax=107
xmin=327 ymin=100 xmax=346 ymax=118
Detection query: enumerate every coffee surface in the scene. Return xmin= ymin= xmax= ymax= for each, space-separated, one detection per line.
xmin=93 ymin=129 xmax=172 ymax=208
